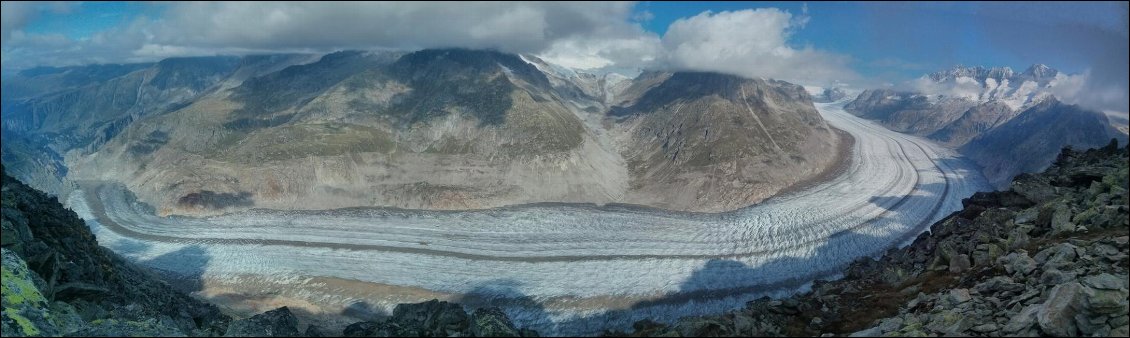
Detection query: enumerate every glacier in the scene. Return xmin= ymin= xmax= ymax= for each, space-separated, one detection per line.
xmin=65 ymin=99 xmax=991 ymax=335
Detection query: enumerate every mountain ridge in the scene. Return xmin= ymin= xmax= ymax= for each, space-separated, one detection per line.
xmin=845 ymin=64 xmax=1126 ymax=188
xmin=2 ymin=48 xmax=846 ymax=216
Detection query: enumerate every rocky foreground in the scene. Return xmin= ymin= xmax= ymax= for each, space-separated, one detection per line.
xmin=3 ymin=141 xmax=1127 ymax=337
xmin=613 ymin=140 xmax=1129 ymax=337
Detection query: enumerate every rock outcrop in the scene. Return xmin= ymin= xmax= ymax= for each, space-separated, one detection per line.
xmin=1 ymin=164 xmax=231 ymax=336
xmin=616 ymin=141 xmax=1129 ymax=337
xmin=340 ymin=299 xmax=536 ymax=337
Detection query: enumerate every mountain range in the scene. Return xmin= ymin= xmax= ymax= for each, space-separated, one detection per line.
xmin=1 ymin=49 xmax=845 ymax=215
xmin=845 ymin=64 xmax=1127 ymax=187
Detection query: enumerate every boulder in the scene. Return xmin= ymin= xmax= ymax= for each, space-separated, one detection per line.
xmin=303 ymin=325 xmax=326 ymax=337
xmin=1011 ymin=174 xmax=1058 ymax=204
xmin=1014 ymin=208 xmax=1039 ymax=225
xmin=1081 ymin=273 xmax=1127 ymax=290
xmin=342 ymin=321 xmax=401 ymax=337
xmin=2 ymin=249 xmax=62 ymax=337
xmin=390 ymin=299 xmax=469 ymax=336
xmin=1037 ymin=282 xmax=1085 ymax=337
xmin=1034 ymin=243 xmax=1078 ymax=270
xmin=470 ymin=307 xmax=521 ymax=337
xmin=1003 ymin=304 xmax=1040 ymax=333
xmin=223 ymin=307 xmax=300 ymax=337
xmin=999 ymin=251 xmax=1037 ymax=276
xmin=947 ymin=289 xmax=972 ymax=304
xmin=948 ymin=254 xmax=972 ymax=273
xmin=71 ymin=318 xmax=186 ymax=337
xmin=1083 ymin=287 xmax=1129 ymax=315
xmin=1050 ymin=204 xmax=1076 ymax=235
xmin=975 ymin=276 xmax=1025 ymax=294
xmin=1039 ymin=269 xmax=1076 ymax=286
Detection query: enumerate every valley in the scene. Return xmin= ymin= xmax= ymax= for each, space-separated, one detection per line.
xmin=62 ymin=99 xmax=991 ymax=335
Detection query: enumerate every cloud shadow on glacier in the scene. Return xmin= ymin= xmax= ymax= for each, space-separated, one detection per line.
xmin=142 ymin=245 xmax=210 ymax=293
xmin=341 ymin=300 xmax=391 ymax=321
xmin=442 ymin=228 xmax=902 ymax=335
xmin=514 ymin=179 xmax=968 ymax=334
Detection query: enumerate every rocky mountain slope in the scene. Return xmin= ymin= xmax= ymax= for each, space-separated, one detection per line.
xmin=2 ymin=49 xmax=844 ymax=215
xmin=1 ymin=164 xmax=539 ymax=337
xmin=845 ymin=64 xmax=1127 ymax=188
xmin=614 ymin=141 xmax=1129 ymax=337
xmin=609 ymin=72 xmax=842 ymax=212
xmin=0 ymin=55 xmax=318 ymax=195
xmin=2 ymin=163 xmax=231 ymax=336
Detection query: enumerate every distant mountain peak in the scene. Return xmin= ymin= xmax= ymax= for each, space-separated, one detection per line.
xmin=928 ymin=65 xmax=1015 ymax=83
xmin=1021 ymin=64 xmax=1058 ymax=81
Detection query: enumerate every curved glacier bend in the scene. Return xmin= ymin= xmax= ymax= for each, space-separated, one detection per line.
xmin=66 ymin=100 xmax=991 ymax=335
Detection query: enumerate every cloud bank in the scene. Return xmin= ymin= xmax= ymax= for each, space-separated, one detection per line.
xmin=1 ymin=1 xmax=1125 ymax=115
xmin=0 ymin=2 xmax=853 ymax=85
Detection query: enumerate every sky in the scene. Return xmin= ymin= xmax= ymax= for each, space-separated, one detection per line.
xmin=1 ymin=1 xmax=1127 ymax=112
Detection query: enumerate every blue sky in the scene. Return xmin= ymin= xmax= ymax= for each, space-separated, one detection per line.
xmin=2 ymin=1 xmax=1126 ymax=97
xmin=637 ymin=1 xmax=1126 ymax=80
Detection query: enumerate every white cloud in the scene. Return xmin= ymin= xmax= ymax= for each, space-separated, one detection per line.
xmin=658 ymin=9 xmax=856 ymax=85
xmin=2 ymin=2 xmax=645 ymax=70
xmin=1 ymin=3 xmax=858 ymax=87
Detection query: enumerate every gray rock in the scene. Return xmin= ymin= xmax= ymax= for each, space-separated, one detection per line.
xmin=973 ymin=244 xmax=1003 ymax=267
xmin=1014 ymin=208 xmax=1039 ymax=224
xmin=970 ymin=323 xmax=999 ymax=333
xmin=1040 ymin=269 xmax=1076 ymax=286
xmin=1038 ymin=282 xmax=1085 ymax=337
xmin=948 ymin=288 xmax=973 ymax=304
xmin=675 ymin=317 xmax=729 ymax=337
xmin=976 ymin=276 xmax=1026 ymax=294
xmin=223 ymin=307 xmax=300 ymax=337
xmin=926 ymin=311 xmax=973 ymax=335
xmin=731 ymin=314 xmax=755 ymax=335
xmin=878 ymin=317 xmax=903 ymax=333
xmin=1090 ymin=243 xmax=1122 ymax=260
xmin=1110 ymin=315 xmax=1129 ymax=328
xmin=848 ymin=326 xmax=882 ymax=337
xmin=390 ymin=299 xmax=469 ymax=336
xmin=1074 ymin=313 xmax=1104 ymax=336
xmin=1051 ymin=204 xmax=1077 ymax=235
xmin=1113 ymin=325 xmax=1130 ymax=337
xmin=341 ymin=321 xmax=401 ymax=337
xmin=1084 ymin=287 xmax=1129 ymax=315
xmin=470 ymin=307 xmax=521 ymax=337
xmin=1004 ymin=304 xmax=1040 ymax=333
xmin=999 ymin=252 xmax=1038 ymax=276
xmin=949 ymin=254 xmax=972 ymax=273
xmin=1035 ymin=243 xmax=1079 ymax=270
xmin=1011 ymin=175 xmax=1058 ymax=204
xmin=71 ymin=318 xmax=186 ymax=337
xmin=303 ymin=325 xmax=325 ymax=337
xmin=1081 ymin=273 xmax=1127 ymax=290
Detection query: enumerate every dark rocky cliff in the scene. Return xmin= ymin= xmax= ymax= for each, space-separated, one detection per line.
xmin=2 ymin=163 xmax=230 ymax=336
